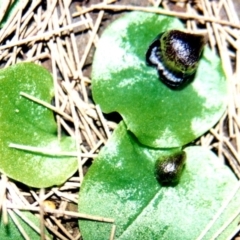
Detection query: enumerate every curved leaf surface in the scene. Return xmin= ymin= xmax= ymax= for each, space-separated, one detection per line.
xmin=92 ymin=11 xmax=227 ymax=148
xmin=79 ymin=122 xmax=238 ymax=240
xmin=0 ymin=63 xmax=78 ymax=188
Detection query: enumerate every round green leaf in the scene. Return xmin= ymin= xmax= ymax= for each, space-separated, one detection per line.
xmin=0 ymin=63 xmax=78 ymax=188
xmin=79 ymin=122 xmax=238 ymax=240
xmin=92 ymin=11 xmax=227 ymax=148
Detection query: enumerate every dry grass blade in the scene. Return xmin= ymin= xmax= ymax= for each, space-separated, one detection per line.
xmin=8 ymin=209 xmax=31 ymax=240
xmin=210 ymin=209 xmax=240 ymax=240
xmin=8 ymin=143 xmax=97 ymax=158
xmin=196 ymin=181 xmax=240 ymax=240
xmin=0 ymin=1 xmax=12 ymax=23
xmin=0 ymin=174 xmax=8 ymax=212
xmin=73 ymin=3 xmax=240 ymax=29
xmin=7 ymin=204 xmax=114 ymax=223
xmin=12 ymin=209 xmax=51 ymax=240
xmin=20 ymin=91 xmax=73 ymax=122
xmin=109 ymin=224 xmax=116 ymax=240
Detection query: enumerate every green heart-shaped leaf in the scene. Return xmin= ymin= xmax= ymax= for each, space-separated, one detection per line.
xmin=92 ymin=11 xmax=227 ymax=148
xmin=0 ymin=63 xmax=78 ymax=188
xmin=79 ymin=122 xmax=239 ymax=240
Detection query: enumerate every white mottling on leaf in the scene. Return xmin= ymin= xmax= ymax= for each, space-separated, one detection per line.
xmin=152 ymin=127 xmax=178 ymax=147
xmin=117 ymin=76 xmax=141 ymax=88
xmin=93 ymin=34 xmax=141 ymax=80
xmin=192 ymin=49 xmax=227 ymax=110
xmin=102 ymin=137 xmax=119 ymax=159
